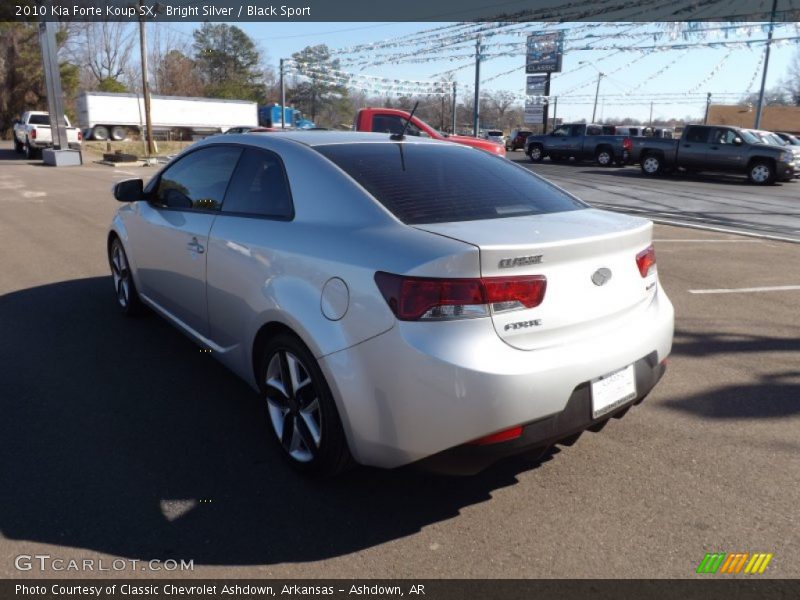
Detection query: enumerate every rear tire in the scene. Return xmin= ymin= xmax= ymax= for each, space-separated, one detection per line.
xmin=14 ymin=137 xmax=23 ymax=153
xmin=259 ymin=333 xmax=353 ymax=477
xmin=110 ymin=126 xmax=128 ymax=141
xmin=24 ymin=139 xmax=39 ymax=160
xmin=528 ymin=144 xmax=544 ymax=163
xmin=92 ymin=125 xmax=109 ymax=141
xmin=641 ymin=154 xmax=663 ymax=176
xmin=747 ymin=161 xmax=775 ymax=185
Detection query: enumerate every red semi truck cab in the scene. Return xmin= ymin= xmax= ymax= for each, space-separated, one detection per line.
xmin=354 ymin=108 xmax=506 ymax=158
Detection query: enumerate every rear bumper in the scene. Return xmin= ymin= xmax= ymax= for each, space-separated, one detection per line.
xmin=321 ymin=284 xmax=674 ymax=469
xmin=419 ymin=353 xmax=666 ymax=474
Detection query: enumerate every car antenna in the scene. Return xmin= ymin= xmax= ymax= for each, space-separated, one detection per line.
xmin=391 ymin=101 xmax=419 ymax=141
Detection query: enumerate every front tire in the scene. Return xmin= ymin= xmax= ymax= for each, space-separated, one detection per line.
xmin=108 ymin=237 xmax=143 ymax=316
xmin=259 ymin=334 xmax=353 ymax=477
xmin=528 ymin=144 xmax=544 ymax=163
xmin=748 ymin=161 xmax=775 ymax=185
xmin=595 ymin=147 xmax=614 ymax=167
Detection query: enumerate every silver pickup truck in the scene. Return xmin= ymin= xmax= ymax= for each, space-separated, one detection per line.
xmin=630 ymin=124 xmax=795 ymax=185
xmin=13 ymin=111 xmax=82 ymax=159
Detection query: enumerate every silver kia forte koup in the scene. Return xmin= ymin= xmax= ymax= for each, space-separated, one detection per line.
xmin=108 ymin=131 xmax=674 ymax=476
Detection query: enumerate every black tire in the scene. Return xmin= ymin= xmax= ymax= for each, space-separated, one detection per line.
xmin=108 ymin=237 xmax=144 ymax=316
xmin=24 ymin=139 xmax=39 ymax=160
xmin=528 ymin=144 xmax=544 ymax=163
xmin=111 ymin=126 xmax=128 ymax=141
xmin=14 ymin=137 xmax=23 ymax=153
xmin=747 ymin=160 xmax=775 ymax=185
xmin=640 ymin=153 xmax=663 ymax=176
xmin=259 ymin=333 xmax=353 ymax=477
xmin=595 ymin=147 xmax=614 ymax=167
xmin=92 ymin=125 xmax=109 ymax=141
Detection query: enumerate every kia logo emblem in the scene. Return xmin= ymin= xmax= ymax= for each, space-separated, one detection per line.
xmin=591 ymin=268 xmax=612 ymax=286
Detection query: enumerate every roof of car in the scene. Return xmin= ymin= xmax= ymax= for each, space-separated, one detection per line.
xmin=247 ymin=130 xmax=445 ymax=147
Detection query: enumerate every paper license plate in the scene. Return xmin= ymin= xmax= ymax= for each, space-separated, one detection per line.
xmin=591 ymin=364 xmax=637 ymax=419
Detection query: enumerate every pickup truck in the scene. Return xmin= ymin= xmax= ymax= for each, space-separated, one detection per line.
xmin=353 ymin=108 xmax=506 ymax=157
xmin=524 ymin=123 xmax=632 ymax=166
xmin=631 ymin=124 xmax=796 ymax=185
xmin=13 ymin=111 xmax=82 ymax=159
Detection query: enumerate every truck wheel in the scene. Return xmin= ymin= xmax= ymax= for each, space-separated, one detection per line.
xmin=748 ymin=161 xmax=775 ymax=185
xmin=595 ymin=148 xmax=614 ymax=167
xmin=110 ymin=126 xmax=128 ymax=141
xmin=528 ymin=144 xmax=544 ymax=163
xmin=14 ymin=137 xmax=23 ymax=153
xmin=24 ymin=140 xmax=39 ymax=160
xmin=641 ymin=154 xmax=662 ymax=176
xmin=92 ymin=125 xmax=109 ymax=141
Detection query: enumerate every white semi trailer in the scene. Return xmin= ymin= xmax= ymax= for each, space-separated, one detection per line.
xmin=76 ymin=92 xmax=258 ymax=141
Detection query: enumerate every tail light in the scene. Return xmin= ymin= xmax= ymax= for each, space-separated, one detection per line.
xmin=30 ymin=129 xmax=36 ymax=139
xmin=623 ymin=136 xmax=632 ymax=151
xmin=374 ymin=272 xmax=546 ymax=321
xmin=636 ymin=245 xmax=656 ymax=277
xmin=77 ymin=130 xmax=83 ymax=141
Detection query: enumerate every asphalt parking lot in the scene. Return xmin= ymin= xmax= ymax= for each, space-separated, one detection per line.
xmin=1 ymin=140 xmax=798 ymax=579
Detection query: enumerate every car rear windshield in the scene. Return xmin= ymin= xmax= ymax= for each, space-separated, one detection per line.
xmin=316 ymin=143 xmax=586 ymax=225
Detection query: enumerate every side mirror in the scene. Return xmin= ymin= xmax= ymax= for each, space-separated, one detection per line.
xmin=112 ymin=179 xmax=143 ymax=202
xmin=732 ymin=137 xmax=743 ymax=146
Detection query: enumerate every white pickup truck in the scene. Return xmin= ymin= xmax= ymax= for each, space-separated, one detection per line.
xmin=13 ymin=111 xmax=82 ymax=159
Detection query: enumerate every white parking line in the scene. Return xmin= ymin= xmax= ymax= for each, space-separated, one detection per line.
xmin=689 ymin=285 xmax=800 ymax=295
xmin=654 ymin=239 xmax=762 ymax=243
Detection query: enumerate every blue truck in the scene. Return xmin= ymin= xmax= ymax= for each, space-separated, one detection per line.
xmin=258 ymin=104 xmax=315 ymax=129
xmin=524 ymin=123 xmax=633 ymax=166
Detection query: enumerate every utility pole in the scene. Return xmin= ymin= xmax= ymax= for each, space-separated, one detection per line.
xmin=473 ymin=36 xmax=481 ymax=137
xmin=280 ymin=58 xmax=286 ymax=129
xmin=704 ymin=93 xmax=712 ymax=124
xmin=440 ymin=92 xmax=445 ymax=130
xmin=551 ymin=96 xmax=558 ymax=132
xmin=451 ymin=81 xmax=457 ymax=134
xmin=755 ymin=0 xmax=778 ymax=129
xmin=138 ymin=7 xmax=155 ymax=156
xmin=649 ymin=101 xmax=653 ymax=126
xmin=591 ymin=71 xmax=603 ymax=123
xmin=542 ymin=73 xmax=551 ymax=133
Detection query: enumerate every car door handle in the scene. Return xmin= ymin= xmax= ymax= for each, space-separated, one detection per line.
xmin=187 ymin=237 xmax=205 ymax=254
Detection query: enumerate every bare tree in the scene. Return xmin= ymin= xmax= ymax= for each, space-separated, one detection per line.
xmin=68 ymin=23 xmax=136 ymax=91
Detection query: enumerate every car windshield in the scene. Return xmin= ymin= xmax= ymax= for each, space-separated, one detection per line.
xmin=316 ymin=143 xmax=586 ymax=225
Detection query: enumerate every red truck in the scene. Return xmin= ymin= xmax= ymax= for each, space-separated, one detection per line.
xmin=354 ymin=108 xmax=506 ymax=157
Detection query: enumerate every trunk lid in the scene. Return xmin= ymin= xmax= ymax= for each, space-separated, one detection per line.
xmin=414 ymin=209 xmax=657 ymax=350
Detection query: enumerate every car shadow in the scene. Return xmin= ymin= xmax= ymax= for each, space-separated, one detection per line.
xmin=662 ymin=328 xmax=800 ymax=419
xmin=575 ymin=168 xmax=792 ymax=187
xmin=0 ymin=277 xmax=554 ymax=566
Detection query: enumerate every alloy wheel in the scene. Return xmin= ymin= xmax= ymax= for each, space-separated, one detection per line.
xmin=265 ymin=350 xmax=322 ymax=463
xmin=110 ymin=243 xmax=131 ymax=308
xmin=643 ymin=157 xmax=660 ymax=174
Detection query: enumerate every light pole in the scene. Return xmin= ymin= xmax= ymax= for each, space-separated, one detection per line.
xmin=580 ymin=61 xmax=604 ymax=124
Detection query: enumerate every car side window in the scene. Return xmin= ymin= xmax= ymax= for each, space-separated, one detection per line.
xmin=222 ymin=148 xmax=293 ymax=219
xmin=155 ymin=146 xmax=242 ymax=211
xmin=372 ymin=115 xmax=422 ymax=137
xmin=586 ymin=125 xmax=602 ymax=136
xmin=685 ymin=126 xmax=711 ymax=144
xmin=572 ymin=125 xmax=586 ymax=136
xmin=552 ymin=125 xmax=570 ymax=137
xmin=713 ymin=129 xmax=737 ymax=145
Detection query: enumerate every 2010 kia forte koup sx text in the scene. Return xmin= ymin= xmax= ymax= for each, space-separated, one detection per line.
xmin=108 ymin=131 xmax=674 ymax=476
